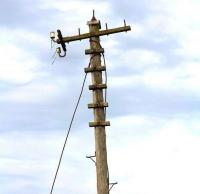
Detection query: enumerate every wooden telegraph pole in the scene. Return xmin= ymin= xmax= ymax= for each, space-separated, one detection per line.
xmin=87 ymin=14 xmax=110 ymax=194
xmin=50 ymin=10 xmax=131 ymax=194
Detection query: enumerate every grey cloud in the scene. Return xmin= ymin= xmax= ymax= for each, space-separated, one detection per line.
xmin=1 ymin=1 xmax=199 ymax=194
xmin=105 ymin=0 xmax=157 ymax=21
xmin=0 ymin=0 xmax=55 ymax=30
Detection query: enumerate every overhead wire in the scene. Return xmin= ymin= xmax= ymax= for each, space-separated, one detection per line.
xmin=51 ymin=44 xmax=57 ymax=65
xmin=51 ymin=39 xmax=55 ymax=49
xmin=101 ymin=52 xmax=110 ymax=192
xmin=51 ymin=54 xmax=57 ymax=65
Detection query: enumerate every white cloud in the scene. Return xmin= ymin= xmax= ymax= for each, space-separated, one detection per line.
xmin=0 ymin=77 xmax=69 ymax=103
xmin=0 ymin=28 xmax=46 ymax=84
xmin=152 ymin=0 xmax=200 ymax=59
xmin=141 ymin=61 xmax=200 ymax=93
xmin=1 ymin=115 xmax=200 ymax=194
xmin=124 ymin=49 xmax=164 ymax=69
xmin=0 ymin=127 xmax=96 ymax=194
xmin=127 ymin=0 xmax=200 ymax=62
xmin=40 ymin=0 xmax=110 ymax=33
xmin=0 ymin=44 xmax=38 ymax=83
xmin=45 ymin=0 xmax=109 ymax=13
xmin=109 ymin=59 xmax=200 ymax=96
xmin=108 ymin=116 xmax=200 ymax=194
xmin=105 ymin=48 xmax=164 ymax=74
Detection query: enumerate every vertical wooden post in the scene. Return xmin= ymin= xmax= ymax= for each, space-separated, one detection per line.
xmin=86 ymin=15 xmax=110 ymax=194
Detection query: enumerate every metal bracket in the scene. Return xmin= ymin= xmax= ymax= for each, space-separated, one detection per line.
xmin=109 ymin=182 xmax=118 ymax=191
xmin=86 ymin=153 xmax=96 ymax=165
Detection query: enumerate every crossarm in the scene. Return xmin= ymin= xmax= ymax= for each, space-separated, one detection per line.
xmin=57 ymin=26 xmax=131 ymax=44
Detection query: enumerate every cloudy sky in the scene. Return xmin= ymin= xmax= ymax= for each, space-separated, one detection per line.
xmin=0 ymin=0 xmax=200 ymax=194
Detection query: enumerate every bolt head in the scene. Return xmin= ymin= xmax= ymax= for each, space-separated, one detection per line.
xmin=50 ymin=31 xmax=55 ymax=39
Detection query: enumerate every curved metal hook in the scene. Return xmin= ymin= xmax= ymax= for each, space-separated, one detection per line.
xmin=56 ymin=47 xmax=66 ymax=57
xmin=58 ymin=51 xmax=66 ymax=57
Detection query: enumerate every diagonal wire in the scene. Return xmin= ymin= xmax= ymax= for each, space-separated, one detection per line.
xmin=51 ymin=55 xmax=57 ymax=65
xmin=49 ymin=38 xmax=110 ymax=194
xmin=51 ymin=50 xmax=57 ymax=65
xmin=49 ymin=55 xmax=96 ymax=194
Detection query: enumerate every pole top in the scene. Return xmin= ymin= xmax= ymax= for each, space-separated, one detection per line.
xmin=87 ymin=10 xmax=101 ymax=29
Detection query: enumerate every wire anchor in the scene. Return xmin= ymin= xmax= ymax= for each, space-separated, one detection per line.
xmin=86 ymin=153 xmax=96 ymax=165
xmin=109 ymin=182 xmax=118 ymax=191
